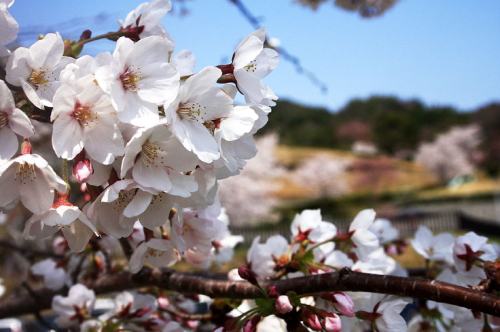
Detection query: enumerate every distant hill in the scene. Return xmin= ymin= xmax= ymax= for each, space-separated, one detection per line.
xmin=259 ymin=96 xmax=473 ymax=155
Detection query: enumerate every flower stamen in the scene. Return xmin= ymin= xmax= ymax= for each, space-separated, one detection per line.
xmin=141 ymin=141 xmax=165 ymax=168
xmin=29 ymin=69 xmax=53 ymax=90
xmin=72 ymin=103 xmax=97 ymax=127
xmin=15 ymin=162 xmax=37 ymax=184
xmin=0 ymin=112 xmax=7 ymax=128
xmin=177 ymin=102 xmax=207 ymax=121
xmin=120 ymin=66 xmax=143 ymax=91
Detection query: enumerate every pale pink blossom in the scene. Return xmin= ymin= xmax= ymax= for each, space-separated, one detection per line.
xmin=347 ymin=209 xmax=380 ymax=261
xmin=323 ymin=312 xmax=342 ymax=332
xmin=320 ymin=292 xmax=355 ymax=317
xmin=0 ymin=154 xmax=67 ymax=214
xmin=5 ymin=33 xmax=74 ymax=108
xmin=119 ymin=0 xmax=173 ymax=41
xmin=165 ymin=66 xmax=232 ymax=163
xmin=52 ymin=284 xmax=95 ymax=328
xmin=231 ymin=27 xmax=279 ymax=105
xmin=411 ymin=226 xmax=454 ymax=262
xmin=0 ymin=79 xmax=35 ymax=161
xmin=120 ymin=123 xmax=199 ymax=193
xmin=247 ymin=235 xmax=289 ymax=280
xmin=129 ymin=238 xmax=179 ymax=273
xmin=369 ymin=218 xmax=399 ymax=245
xmin=23 ymin=203 xmax=98 ymax=252
xmin=72 ymin=157 xmax=93 ymax=183
xmin=0 ymin=1 xmax=18 ymax=57
xmin=171 ymin=208 xmax=224 ymax=253
xmin=96 ymin=36 xmax=178 ymax=127
xmin=51 ymin=77 xmax=124 ymax=164
xmin=453 ymin=231 xmax=497 ymax=278
xmin=275 ymin=295 xmax=293 ymax=314
xmin=352 ymin=293 xmax=411 ymax=332
xmin=31 ymin=258 xmax=71 ymax=290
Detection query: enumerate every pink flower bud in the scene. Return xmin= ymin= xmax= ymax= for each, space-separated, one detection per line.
xmin=157 ymin=296 xmax=169 ymax=309
xmin=323 ymin=313 xmax=342 ymax=332
xmin=321 ymin=292 xmax=355 ymax=317
xmin=275 ymin=295 xmax=293 ymax=314
xmin=303 ymin=310 xmax=322 ymax=331
xmin=243 ymin=315 xmax=261 ymax=332
xmin=238 ymin=266 xmax=258 ymax=285
xmin=186 ymin=320 xmax=199 ymax=329
xmin=268 ymin=286 xmax=279 ymax=298
xmin=73 ymin=159 xmax=93 ymax=183
xmin=52 ymin=236 xmax=68 ymax=255
xmin=21 ymin=138 xmax=32 ymax=154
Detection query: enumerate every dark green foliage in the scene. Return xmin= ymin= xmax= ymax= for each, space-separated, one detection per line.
xmin=473 ymin=103 xmax=500 ymax=176
xmin=258 ymin=100 xmax=337 ymax=148
xmin=260 ymin=96 xmax=471 ymax=155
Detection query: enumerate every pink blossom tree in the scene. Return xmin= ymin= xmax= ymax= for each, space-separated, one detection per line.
xmin=293 ymin=154 xmax=350 ymax=199
xmin=219 ymin=134 xmax=285 ymax=226
xmin=414 ymin=124 xmax=482 ymax=184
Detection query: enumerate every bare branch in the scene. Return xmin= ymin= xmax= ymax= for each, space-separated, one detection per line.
xmin=0 ymin=240 xmax=63 ymax=260
xmin=1 ymin=267 xmax=499 ymax=319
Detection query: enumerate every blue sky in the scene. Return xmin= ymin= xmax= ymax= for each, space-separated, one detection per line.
xmin=8 ymin=0 xmax=500 ymax=112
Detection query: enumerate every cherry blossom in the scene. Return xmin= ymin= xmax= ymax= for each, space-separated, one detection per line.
xmin=230 ymin=27 xmax=279 ymax=106
xmin=347 ymin=209 xmax=380 ymax=261
xmin=119 ymin=0 xmax=173 ymax=42
xmin=369 ymin=218 xmax=399 ymax=245
xmin=0 ymin=153 xmax=67 ymax=214
xmin=247 ymin=235 xmax=289 ymax=280
xmin=102 ymin=291 xmax=158 ymax=331
xmin=165 ymin=66 xmax=231 ymax=163
xmin=411 ymin=225 xmax=454 ymax=262
xmin=171 ymin=207 xmax=225 ymax=254
xmin=0 ymin=80 xmax=34 ymax=161
xmin=5 ymin=33 xmax=74 ymax=108
xmin=120 ymin=123 xmax=199 ymax=192
xmin=31 ymin=258 xmax=71 ymax=290
xmin=52 ymin=284 xmax=96 ymax=328
xmin=51 ymin=77 xmax=124 ymax=163
xmin=453 ymin=231 xmax=497 ymax=278
xmin=0 ymin=1 xmax=18 ymax=57
xmin=129 ymin=238 xmax=179 ymax=273
xmin=291 ymin=209 xmax=337 ymax=245
xmin=344 ymin=293 xmax=411 ymax=332
xmin=96 ymin=35 xmax=178 ymax=127
xmin=275 ymin=295 xmax=293 ymax=314
xmin=23 ymin=203 xmax=98 ymax=252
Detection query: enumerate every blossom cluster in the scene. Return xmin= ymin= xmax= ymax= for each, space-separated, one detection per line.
xmin=0 ymin=0 xmax=276 ymax=266
xmin=0 ymin=1 xmax=276 ymax=328
xmin=228 ymin=210 xmax=500 ymax=332
xmin=1 ymin=1 xmax=500 ymax=331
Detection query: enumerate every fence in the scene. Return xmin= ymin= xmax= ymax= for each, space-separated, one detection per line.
xmin=229 ymin=210 xmax=474 ymax=245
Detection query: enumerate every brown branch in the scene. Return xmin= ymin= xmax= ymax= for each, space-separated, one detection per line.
xmin=1 ymin=267 xmax=500 ymax=319
xmin=0 ymin=240 xmax=63 ymax=260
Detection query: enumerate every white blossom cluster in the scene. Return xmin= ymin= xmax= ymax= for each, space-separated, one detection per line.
xmin=409 ymin=226 xmax=500 ymax=331
xmin=414 ymin=124 xmax=482 ymax=184
xmin=239 ymin=209 xmax=500 ymax=332
xmin=241 ymin=208 xmax=411 ymax=331
xmin=0 ymin=0 xmax=277 ymax=271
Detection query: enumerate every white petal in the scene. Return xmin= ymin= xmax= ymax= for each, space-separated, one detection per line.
xmin=0 ymin=127 xmax=18 ymax=161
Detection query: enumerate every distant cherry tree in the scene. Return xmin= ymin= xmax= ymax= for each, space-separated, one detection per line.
xmin=219 ymin=134 xmax=285 ymax=226
xmin=414 ymin=124 xmax=482 ymax=184
xmin=293 ymin=154 xmax=350 ymax=199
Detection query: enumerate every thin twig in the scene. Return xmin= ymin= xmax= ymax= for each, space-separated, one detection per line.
xmin=228 ymin=0 xmax=328 ymax=94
